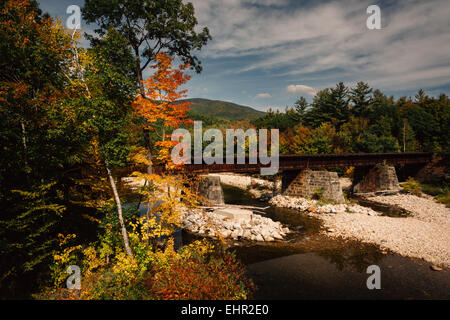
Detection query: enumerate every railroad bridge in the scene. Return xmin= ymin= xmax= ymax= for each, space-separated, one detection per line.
xmin=152 ymin=152 xmax=443 ymax=203
xmin=180 ymin=152 xmax=433 ymax=174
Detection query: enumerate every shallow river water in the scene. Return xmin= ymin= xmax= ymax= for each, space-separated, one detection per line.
xmin=220 ymin=184 xmax=450 ymax=299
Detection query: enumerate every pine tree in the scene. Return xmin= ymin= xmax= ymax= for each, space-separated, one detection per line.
xmin=349 ymin=82 xmax=373 ymax=118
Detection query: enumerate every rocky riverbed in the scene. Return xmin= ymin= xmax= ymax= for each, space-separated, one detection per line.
xmin=269 ymin=193 xmax=450 ymax=268
xmin=182 ymin=207 xmax=291 ymax=242
xmin=269 ymin=194 xmax=378 ymax=216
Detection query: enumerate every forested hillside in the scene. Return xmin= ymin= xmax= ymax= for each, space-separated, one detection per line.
xmin=183 ymin=98 xmax=265 ymax=121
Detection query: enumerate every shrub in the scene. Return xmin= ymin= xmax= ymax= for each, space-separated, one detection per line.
xmin=420 ymin=183 xmax=445 ymax=196
xmin=344 ymin=166 xmax=354 ymax=178
xmin=403 ymin=180 xmax=449 ymax=207
xmin=402 ymin=177 xmax=423 ymax=196
xmin=38 ymin=235 xmax=255 ymax=300
xmin=312 ymin=188 xmax=324 ymax=200
xmin=436 ymin=193 xmax=450 ymax=208
xmin=421 ymin=182 xmax=450 ymax=207
xmin=151 ymin=250 xmax=255 ymax=300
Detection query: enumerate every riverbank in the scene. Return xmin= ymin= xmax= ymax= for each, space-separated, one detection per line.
xmin=270 ymin=193 xmax=450 ymax=268
xmin=208 ymin=173 xmax=280 ymax=198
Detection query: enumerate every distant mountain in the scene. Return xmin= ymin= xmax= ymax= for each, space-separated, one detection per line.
xmin=182 ymin=98 xmax=265 ymax=121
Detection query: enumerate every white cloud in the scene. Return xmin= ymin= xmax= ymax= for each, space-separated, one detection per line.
xmin=286 ymin=85 xmax=317 ymax=97
xmin=188 ymin=0 xmax=450 ymax=92
xmin=255 ymin=93 xmax=272 ymax=99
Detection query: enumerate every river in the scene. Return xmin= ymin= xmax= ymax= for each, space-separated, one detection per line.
xmin=218 ymin=184 xmax=450 ymax=299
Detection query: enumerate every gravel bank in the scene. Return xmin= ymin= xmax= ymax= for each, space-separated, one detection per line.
xmin=270 ymin=194 xmax=450 ymax=268
xmin=368 ymin=194 xmax=449 ymax=225
xmin=208 ymin=173 xmax=280 ymax=198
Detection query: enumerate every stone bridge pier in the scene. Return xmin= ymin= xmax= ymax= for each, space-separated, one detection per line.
xmin=197 ymin=176 xmax=225 ymax=206
xmin=282 ymin=169 xmax=345 ymax=203
xmin=352 ymin=164 xmax=400 ymax=194
xmin=281 ymin=164 xmax=403 ymax=202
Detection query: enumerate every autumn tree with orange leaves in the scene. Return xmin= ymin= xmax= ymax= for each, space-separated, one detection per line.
xmin=133 ymin=53 xmax=193 ymax=171
xmin=0 ymin=0 xmax=259 ymax=302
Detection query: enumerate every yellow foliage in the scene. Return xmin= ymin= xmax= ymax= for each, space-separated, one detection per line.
xmin=51 ymin=234 xmax=82 ymax=287
xmin=130 ymin=147 xmax=151 ymax=167
xmin=130 ymin=171 xmax=198 ymax=243
xmin=70 ymin=139 xmax=111 ymax=210
xmin=178 ymin=239 xmax=216 ymax=261
xmin=112 ymin=251 xmax=141 ymax=283
xmin=345 ymin=166 xmax=354 ymax=178
xmin=82 ymin=246 xmax=105 ymax=278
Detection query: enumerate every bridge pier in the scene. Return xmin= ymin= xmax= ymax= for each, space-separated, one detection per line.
xmin=281 ymin=170 xmax=298 ymax=194
xmin=415 ymin=153 xmax=450 ymax=183
xmin=197 ymin=176 xmax=225 ymax=206
xmin=282 ymin=169 xmax=345 ymax=203
xmin=352 ymin=164 xmax=400 ymax=194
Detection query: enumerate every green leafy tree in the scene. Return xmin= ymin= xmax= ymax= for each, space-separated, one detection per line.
xmin=308 ymin=123 xmax=336 ymax=154
xmin=0 ymin=0 xmax=79 ymax=297
xmin=70 ymin=28 xmax=138 ymax=257
xmin=266 ymin=82 xmax=449 ymax=155
xmin=356 ymin=132 xmax=400 ymax=153
xmin=414 ymin=89 xmax=428 ymax=106
xmin=399 ymin=119 xmax=419 ymax=152
xmin=252 ymin=108 xmax=297 ymax=132
xmin=435 ymin=94 xmax=450 ymax=152
xmin=82 ymin=0 xmax=211 ymax=96
xmin=400 ymin=101 xmax=439 ymax=151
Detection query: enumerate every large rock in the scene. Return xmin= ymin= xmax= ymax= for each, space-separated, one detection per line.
xmin=213 ymin=208 xmax=253 ymax=222
xmin=197 ymin=176 xmax=225 ymax=205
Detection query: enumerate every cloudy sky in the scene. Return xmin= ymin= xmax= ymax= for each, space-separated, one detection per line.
xmin=40 ymin=0 xmax=450 ymax=111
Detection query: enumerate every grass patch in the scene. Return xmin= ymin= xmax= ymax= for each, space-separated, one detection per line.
xmin=401 ymin=177 xmax=449 ymax=207
xmin=420 ymin=182 xmax=450 ymax=207
xmin=316 ymin=199 xmax=335 ymax=206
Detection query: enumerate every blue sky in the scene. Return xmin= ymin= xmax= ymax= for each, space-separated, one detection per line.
xmin=39 ymin=0 xmax=450 ymax=111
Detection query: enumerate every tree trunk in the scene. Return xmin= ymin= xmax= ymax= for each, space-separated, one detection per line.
xmin=136 ymin=130 xmax=153 ymax=211
xmin=106 ymin=164 xmax=133 ymax=257
xmin=403 ymin=119 xmax=406 ymax=153
xmin=134 ymin=48 xmax=153 ymax=177
xmin=137 ymin=66 xmax=145 ymax=97
xmin=145 ymin=130 xmax=153 ymax=174
xmin=135 ymin=47 xmax=152 ymax=175
xmin=133 ymin=47 xmax=145 ymax=97
xmin=20 ymin=119 xmax=30 ymax=184
xmin=20 ymin=119 xmax=28 ymax=166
